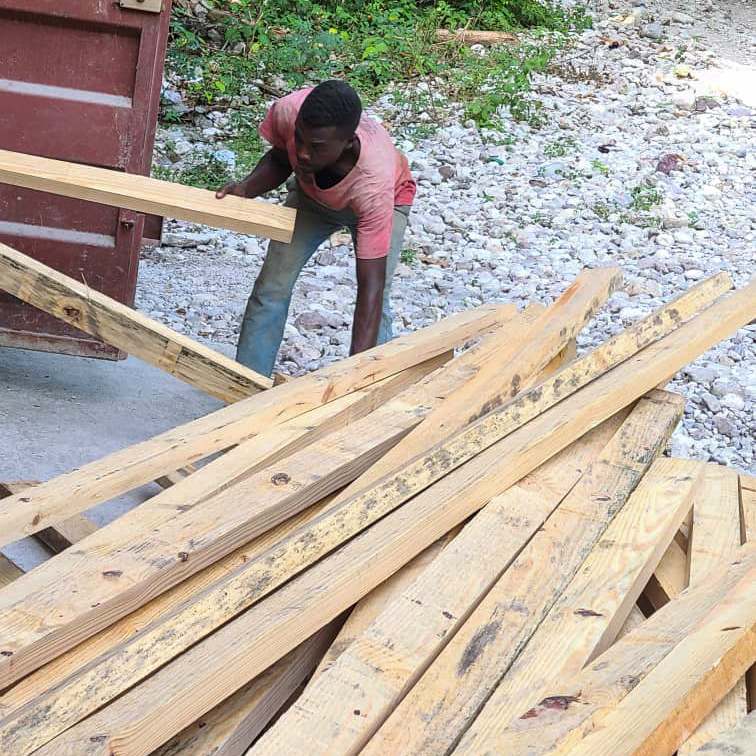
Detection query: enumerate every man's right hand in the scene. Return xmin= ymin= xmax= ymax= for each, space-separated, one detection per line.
xmin=215 ymin=181 xmax=247 ymax=199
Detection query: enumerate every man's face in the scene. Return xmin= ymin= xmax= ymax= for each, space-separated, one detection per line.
xmin=294 ymin=118 xmax=352 ymax=174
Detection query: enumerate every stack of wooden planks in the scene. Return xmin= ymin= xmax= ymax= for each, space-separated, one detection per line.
xmin=0 ymin=267 xmax=754 ymax=756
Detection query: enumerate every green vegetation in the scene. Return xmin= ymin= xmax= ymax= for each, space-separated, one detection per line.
xmin=543 ymin=136 xmax=577 ymax=157
xmin=161 ymin=0 xmax=591 ymax=187
xmin=400 ymin=248 xmax=418 ymax=264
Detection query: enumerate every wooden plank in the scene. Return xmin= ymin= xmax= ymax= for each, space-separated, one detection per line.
xmin=679 ymin=464 xmax=748 ymax=754
xmin=467 ymin=543 xmax=756 ymax=756
xmin=0 ymin=242 xmax=273 ymax=400
xmin=0 ymin=302 xmax=510 ymax=546
xmin=0 ymin=337 xmax=499 ymax=692
xmin=256 ymin=409 xmax=631 ymax=756
xmin=359 ymin=399 xmax=687 ymax=756
xmin=154 ymin=465 xmax=197 ymax=490
xmin=642 ymin=535 xmax=688 ymax=611
xmin=689 ymin=711 xmax=756 ymax=755
xmin=452 ymin=458 xmax=704 ymax=756
xmin=0 ymin=554 xmax=22 ymax=589
xmin=0 ymin=481 xmax=98 ymax=554
xmin=527 ymin=550 xmax=756 ymax=756
xmin=0 ymin=148 xmax=296 ymax=241
xmin=151 ymin=626 xmax=338 ymax=756
xmin=740 ymin=474 xmax=756 ymax=718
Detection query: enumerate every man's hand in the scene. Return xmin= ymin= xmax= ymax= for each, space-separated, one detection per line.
xmin=215 ymin=181 xmax=247 ymax=199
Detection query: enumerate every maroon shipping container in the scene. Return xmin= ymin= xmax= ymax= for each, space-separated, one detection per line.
xmin=0 ymin=0 xmax=172 ymax=358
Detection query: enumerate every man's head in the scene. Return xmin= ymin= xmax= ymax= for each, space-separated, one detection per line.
xmin=295 ymin=80 xmax=362 ymax=174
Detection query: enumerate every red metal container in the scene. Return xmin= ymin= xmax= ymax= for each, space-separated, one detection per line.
xmin=0 ymin=0 xmax=171 ymax=357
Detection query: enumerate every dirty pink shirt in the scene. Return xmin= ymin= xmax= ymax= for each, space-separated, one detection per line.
xmin=259 ymin=88 xmax=416 ymax=259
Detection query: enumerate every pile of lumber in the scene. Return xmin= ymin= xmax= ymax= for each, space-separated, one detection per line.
xmin=0 ymin=265 xmax=754 ymax=756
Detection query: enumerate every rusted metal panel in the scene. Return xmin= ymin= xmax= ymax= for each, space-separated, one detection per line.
xmin=0 ymin=0 xmax=171 ymax=358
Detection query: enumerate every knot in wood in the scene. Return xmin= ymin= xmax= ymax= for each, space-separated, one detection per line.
xmin=271 ymin=472 xmax=291 ymax=486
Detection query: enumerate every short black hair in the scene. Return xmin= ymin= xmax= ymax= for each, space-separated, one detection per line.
xmin=299 ymin=80 xmax=362 ymax=136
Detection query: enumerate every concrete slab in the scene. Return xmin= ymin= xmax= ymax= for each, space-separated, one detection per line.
xmin=0 ymin=345 xmax=224 ymax=571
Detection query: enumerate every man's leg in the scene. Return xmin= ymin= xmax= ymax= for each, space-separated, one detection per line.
xmin=377 ymin=206 xmax=411 ymax=345
xmin=236 ymin=189 xmax=339 ymax=376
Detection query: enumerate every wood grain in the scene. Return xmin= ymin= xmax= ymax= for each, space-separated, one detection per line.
xmin=0 ymin=148 xmax=296 ymax=241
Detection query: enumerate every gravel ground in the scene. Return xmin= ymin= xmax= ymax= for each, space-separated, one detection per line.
xmin=138 ymin=0 xmax=756 ymax=472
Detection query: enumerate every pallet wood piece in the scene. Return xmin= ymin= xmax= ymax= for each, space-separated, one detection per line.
xmin=0 ymin=302 xmax=507 ymax=546
xmin=1 ymin=277 xmax=751 ymax=737
xmin=0 ymin=242 xmax=273 ymax=400
xmin=435 ymin=28 xmax=519 ymax=45
xmin=469 ymin=543 xmax=756 ymax=756
xmin=0 ymin=148 xmax=296 ymax=241
xmin=151 ymin=625 xmax=338 ymax=756
xmin=531 ymin=551 xmax=756 ymax=756
xmin=255 ymin=409 xmax=631 ymax=756
xmin=679 ymin=464 xmax=748 ymax=755
xmin=452 ymin=457 xmax=704 ymax=756
xmin=688 ymin=710 xmax=756 ymax=755
xmin=360 ymin=397 xmax=686 ymax=756
xmin=0 ymin=486 xmax=26 ymax=587
xmin=615 ymin=604 xmax=647 ymax=641
xmin=642 ymin=535 xmax=688 ymax=611
xmin=0 ymin=482 xmax=98 ymax=554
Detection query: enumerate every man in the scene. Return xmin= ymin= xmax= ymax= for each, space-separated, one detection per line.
xmin=216 ymin=80 xmax=416 ymax=377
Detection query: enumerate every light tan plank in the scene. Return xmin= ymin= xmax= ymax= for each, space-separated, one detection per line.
xmin=255 ymin=409 xmax=630 ymax=756
xmin=466 ymin=543 xmax=756 ymax=756
xmin=151 ymin=625 xmax=338 ymax=756
xmin=533 ymin=548 xmax=756 ymax=756
xmin=360 ymin=396 xmax=686 ymax=756
xmin=740 ymin=475 xmax=756 ymax=720
xmin=679 ymin=464 xmax=748 ymax=754
xmin=153 ymin=465 xmax=198 ymax=490
xmin=642 ymin=535 xmax=688 ymax=611
xmin=689 ymin=711 xmax=756 ymax=755
xmin=0 ymin=302 xmax=509 ymax=546
xmin=0 ymin=242 xmax=273 ymax=400
xmin=453 ymin=457 xmax=703 ymax=756
xmin=0 ymin=148 xmax=296 ymax=241
xmin=615 ymin=604 xmax=647 ymax=641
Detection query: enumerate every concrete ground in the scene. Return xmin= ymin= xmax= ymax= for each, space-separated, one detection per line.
xmin=0 ymin=344 xmax=224 ymax=571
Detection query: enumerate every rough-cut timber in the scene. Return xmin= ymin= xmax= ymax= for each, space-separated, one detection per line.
xmin=688 ymin=711 xmax=756 ymax=756
xmin=0 ymin=302 xmax=507 ymax=546
xmin=0 ymin=242 xmax=273 ymax=400
xmin=151 ymin=626 xmax=339 ymax=756
xmin=435 ymin=28 xmax=518 ymax=44
xmin=678 ymin=464 xmax=748 ymax=755
xmin=253 ymin=409 xmax=630 ymax=756
xmin=472 ymin=543 xmax=756 ymax=756
xmin=453 ymin=457 xmax=704 ymax=756
xmin=642 ymin=536 xmax=687 ymax=611
xmin=0 ymin=148 xmax=296 ymax=241
xmin=360 ymin=394 xmax=685 ymax=756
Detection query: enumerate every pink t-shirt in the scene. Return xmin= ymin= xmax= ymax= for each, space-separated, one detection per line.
xmin=259 ymin=88 xmax=416 ymax=259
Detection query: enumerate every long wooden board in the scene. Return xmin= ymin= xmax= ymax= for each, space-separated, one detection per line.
xmin=0 ymin=242 xmax=273 ymax=399
xmin=689 ymin=711 xmax=756 ymax=756
xmin=253 ymin=409 xmax=631 ymax=756
xmin=678 ymin=464 xmax=748 ymax=754
xmin=0 ymin=148 xmax=296 ymax=241
xmin=742 ymin=474 xmax=756 ymax=713
xmin=0 ymin=302 xmax=510 ymax=545
xmin=642 ymin=535 xmax=687 ymax=611
xmin=452 ymin=457 xmax=704 ymax=756
xmin=468 ymin=543 xmax=756 ymax=756
xmin=151 ymin=626 xmax=338 ymax=756
xmin=537 ymin=551 xmax=756 ymax=756
xmin=2 ymin=278 xmax=753 ymax=747
xmin=359 ymin=395 xmax=685 ymax=756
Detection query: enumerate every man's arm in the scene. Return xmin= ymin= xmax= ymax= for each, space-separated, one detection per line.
xmin=351 ymin=256 xmax=387 ymax=355
xmin=216 ymin=147 xmax=292 ymax=199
